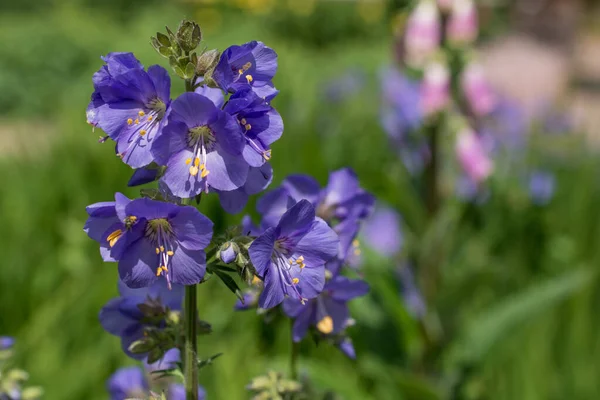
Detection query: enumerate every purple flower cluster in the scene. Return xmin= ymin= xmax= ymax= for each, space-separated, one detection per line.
xmin=239 ymin=168 xmax=374 ymax=358
xmin=87 ymin=41 xmax=282 ymax=212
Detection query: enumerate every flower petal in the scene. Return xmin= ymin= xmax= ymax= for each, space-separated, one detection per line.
xmin=99 ymin=298 xmax=137 ymax=336
xmin=161 ymin=148 xmax=205 ymax=198
xmin=118 ymin=238 xmax=158 ymax=288
xmin=170 ymin=246 xmax=206 ymax=286
xmin=170 ymin=206 xmax=213 ymax=251
xmin=248 ymin=227 xmax=276 ymax=276
xmin=171 ymin=92 xmax=217 ymax=127
xmin=147 ymin=65 xmax=171 ymax=103
xmin=276 ymin=199 xmax=315 ymax=238
xmin=327 ymin=276 xmax=370 ymax=301
xmin=258 ymin=263 xmax=285 ymax=309
xmin=205 ymin=146 xmax=249 ymax=191
xmin=293 ymin=219 xmax=339 ymax=267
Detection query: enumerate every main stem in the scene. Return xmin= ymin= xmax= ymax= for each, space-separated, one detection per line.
xmin=184 ymin=284 xmax=199 ymax=400
xmin=424 ymin=123 xmax=439 ymax=217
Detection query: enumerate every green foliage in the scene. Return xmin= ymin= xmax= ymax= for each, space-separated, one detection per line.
xmin=0 ymin=3 xmax=599 ymax=400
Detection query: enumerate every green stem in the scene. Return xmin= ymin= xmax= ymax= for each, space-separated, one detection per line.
xmin=289 ymin=322 xmax=299 ymax=380
xmin=184 ymin=284 xmax=198 ymax=400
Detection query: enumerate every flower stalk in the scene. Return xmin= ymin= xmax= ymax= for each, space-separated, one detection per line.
xmin=184 ymin=284 xmax=199 ymax=400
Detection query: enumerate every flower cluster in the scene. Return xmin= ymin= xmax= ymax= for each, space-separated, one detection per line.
xmin=382 ymin=0 xmax=495 ymax=192
xmin=235 ymin=168 xmax=374 ymax=358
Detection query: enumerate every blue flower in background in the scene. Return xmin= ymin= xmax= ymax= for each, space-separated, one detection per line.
xmin=249 ymin=200 xmax=339 ymax=308
xmin=322 ymin=68 xmax=366 ymax=103
xmin=216 ymin=163 xmax=273 ymax=215
xmin=397 ymin=264 xmax=427 ymax=319
xmin=86 ymin=52 xmax=171 ymax=168
xmin=99 ymin=280 xmax=183 ymax=360
xmin=107 ymin=366 xmax=149 ymax=400
xmin=361 ymin=205 xmax=403 ymax=258
xmin=213 ymin=41 xmax=278 ymax=98
xmin=0 ymin=337 xmax=14 ymax=350
xmin=529 ymin=170 xmax=556 ymax=206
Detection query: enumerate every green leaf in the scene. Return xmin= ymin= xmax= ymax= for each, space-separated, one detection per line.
xmin=184 ymin=62 xmax=195 ymax=79
xmin=450 ymin=268 xmax=596 ymax=365
xmin=213 ymin=270 xmax=244 ymax=301
xmin=157 ymin=32 xmax=171 ymax=47
xmin=197 ymin=352 xmax=222 ymax=370
xmin=158 ymin=46 xmax=172 ymax=58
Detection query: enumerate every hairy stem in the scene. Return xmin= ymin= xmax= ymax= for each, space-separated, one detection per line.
xmin=184 ymin=284 xmax=199 ymax=400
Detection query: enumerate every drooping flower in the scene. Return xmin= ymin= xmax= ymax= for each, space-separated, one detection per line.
xmin=447 ymin=0 xmax=478 ymax=45
xmin=152 ymin=92 xmax=248 ymax=198
xmin=404 ymin=0 xmax=441 ymax=67
xmin=85 ymin=196 xmax=213 ymax=288
xmin=248 ymin=200 xmax=339 ymax=308
xmin=282 ymin=275 xmax=369 ymax=342
xmin=86 ymin=52 xmax=171 ymax=168
xmin=223 ymin=87 xmax=283 ymax=168
xmin=455 ymin=127 xmax=493 ymax=183
xmin=461 ymin=62 xmax=496 ymax=117
xmin=107 ymin=366 xmax=149 ymax=400
xmin=128 ymin=167 xmax=160 ymax=187
xmin=421 ymin=60 xmax=450 ymax=116
xmin=99 ymin=279 xmax=183 ymax=360
xmin=213 ymin=41 xmax=278 ymax=97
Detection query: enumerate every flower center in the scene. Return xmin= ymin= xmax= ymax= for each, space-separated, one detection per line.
xmin=185 ymin=126 xmax=215 ymax=187
xmin=233 ymin=61 xmax=253 ymax=84
xmin=145 ymin=218 xmax=175 ymax=289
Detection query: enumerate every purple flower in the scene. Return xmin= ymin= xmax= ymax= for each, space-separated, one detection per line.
xmin=0 ymin=337 xmax=14 ymax=350
xmin=107 ymin=366 xmax=149 ymax=400
xmin=529 ymin=170 xmax=555 ymax=205
xmin=213 ymin=41 xmax=278 ymax=97
xmin=455 ymin=127 xmax=493 ymax=183
xmin=86 ymin=52 xmax=171 ymax=168
xmin=336 ymin=337 xmax=356 ymax=359
xmin=234 ymin=287 xmax=260 ymax=311
xmin=380 ymin=66 xmax=423 ymax=142
xmin=85 ymin=196 xmax=213 ymax=288
xmin=249 ymin=200 xmax=339 ymax=308
xmin=216 ymin=163 xmax=273 ymax=214
xmin=322 ymin=68 xmax=366 ymax=103
xmin=223 ymin=87 xmax=283 ymax=168
xmin=362 ymin=205 xmax=403 ymax=258
xmin=167 ymin=384 xmax=206 ymax=400
xmin=99 ymin=280 xmax=183 ymax=360
xmin=282 ymin=275 xmax=369 ymax=342
xmin=145 ymin=348 xmax=181 ymax=373
xmin=128 ymin=167 xmax=160 ymax=187
xmin=152 ymin=92 xmax=248 ymax=198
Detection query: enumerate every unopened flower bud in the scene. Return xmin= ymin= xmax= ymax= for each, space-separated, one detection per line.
xmin=176 ymin=20 xmax=202 ymax=53
xmin=404 ymin=0 xmax=441 ymax=68
xmin=455 ymin=127 xmax=493 ymax=183
xmin=196 ymin=49 xmax=220 ymax=76
xmin=462 ymin=62 xmax=496 ymax=117
xmin=421 ymin=60 xmax=450 ymax=116
xmin=447 ymin=0 xmax=478 ymax=45
xmin=128 ymin=337 xmax=157 ymax=355
xmin=219 ymin=242 xmax=239 ymax=264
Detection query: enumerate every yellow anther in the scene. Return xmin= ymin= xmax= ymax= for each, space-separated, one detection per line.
xmin=201 ymin=169 xmax=210 ymax=178
xmin=134 ymin=119 xmax=140 ymax=124
xmin=194 ymin=157 xmax=200 ymax=167
xmin=354 ymin=249 xmax=362 ymax=256
xmin=167 ymin=251 xmax=174 ymax=256
xmin=252 ymin=275 xmax=262 ymax=285
xmin=127 ymin=118 xmax=133 ymax=125
xmin=185 ymin=158 xmax=192 ymax=165
xmin=263 ymin=150 xmax=272 ymax=160
xmin=243 ymin=62 xmax=252 ymax=71
xmin=352 ymin=239 xmax=360 ymax=247
xmin=199 ymin=163 xmax=206 ymax=170
xmin=156 ymin=267 xmax=162 ymax=276
xmin=128 ymin=216 xmax=137 ymax=222
xmin=245 ymin=75 xmax=253 ymax=83
xmin=155 ymin=247 xmax=160 ymax=254
xmin=189 ymin=166 xmax=199 ymax=176
xmin=147 ymin=116 xmax=153 ymax=121
xmin=240 ymin=118 xmax=247 ymax=125
xmin=238 ymin=69 xmax=244 ymax=75
xmin=161 ymin=266 xmax=168 ymax=272
xmin=138 ymin=110 xmax=145 ymax=117
xmin=245 ymin=124 xmax=252 ymax=131
xmin=317 ymin=316 xmax=334 ymax=334
xmin=140 ymin=130 xmax=147 ymax=136
xmin=160 ymin=246 xmax=165 ymax=252
xmin=292 ymin=277 xmax=299 ymax=285
xmin=296 ymin=255 xmax=305 ymax=263
xmin=107 ymin=229 xmax=123 ymax=248
xmin=299 ymin=263 xmax=306 ymax=269
xmin=288 ymin=259 xmax=293 ymax=265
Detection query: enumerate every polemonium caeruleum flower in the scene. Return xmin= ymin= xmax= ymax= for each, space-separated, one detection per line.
xmin=249 ymin=200 xmax=339 ymax=308
xmin=455 ymin=127 xmax=493 ymax=183
xmin=86 ymin=53 xmax=171 ymax=168
xmin=99 ymin=280 xmax=183 ymax=360
xmin=528 ymin=170 xmax=556 ymax=206
xmin=85 ymin=196 xmax=213 ymax=288
xmin=145 ymin=348 xmax=181 ymax=374
xmin=152 ymin=92 xmax=248 ymax=198
xmin=223 ymin=87 xmax=283 ymax=168
xmin=107 ymin=366 xmax=149 ymax=400
xmin=282 ymin=275 xmax=369 ymax=342
xmin=404 ymin=0 xmax=441 ymax=67
xmin=107 ymin=365 xmax=206 ymax=400
xmin=213 ymin=41 xmax=278 ymax=98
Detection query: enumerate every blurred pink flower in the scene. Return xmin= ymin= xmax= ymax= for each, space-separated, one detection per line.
xmin=455 ymin=127 xmax=493 ymax=183
xmin=404 ymin=0 xmax=441 ymax=67
xmin=447 ymin=0 xmax=478 ymax=45
xmin=421 ymin=61 xmax=450 ymax=116
xmin=462 ymin=62 xmax=497 ymax=117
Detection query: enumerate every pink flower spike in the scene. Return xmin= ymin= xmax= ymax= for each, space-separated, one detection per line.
xmin=404 ymin=0 xmax=441 ymax=67
xmin=447 ymin=0 xmax=478 ymax=45
xmin=455 ymin=127 xmax=493 ymax=183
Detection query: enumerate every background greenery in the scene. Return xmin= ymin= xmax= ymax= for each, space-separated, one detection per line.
xmin=0 ymin=0 xmax=599 ymax=399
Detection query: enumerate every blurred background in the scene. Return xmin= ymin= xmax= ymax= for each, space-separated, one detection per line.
xmin=1 ymin=0 xmax=600 ymax=399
